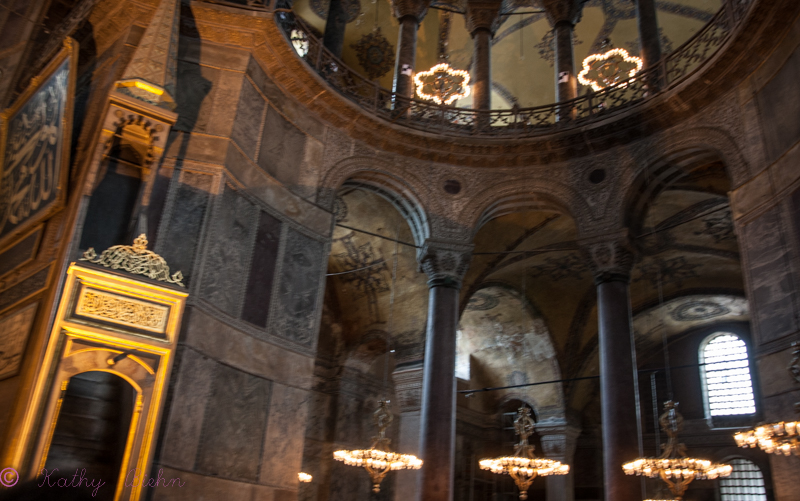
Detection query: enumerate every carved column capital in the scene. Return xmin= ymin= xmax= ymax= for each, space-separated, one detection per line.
xmin=390 ymin=0 xmax=430 ymax=22
xmin=393 ymin=362 xmax=424 ymax=412
xmin=465 ymin=0 xmax=503 ymax=36
xmin=539 ymin=0 xmax=583 ymax=26
xmin=579 ymin=230 xmax=635 ymax=285
xmin=535 ymin=418 xmax=581 ymax=461
xmin=417 ymin=239 xmax=473 ymax=288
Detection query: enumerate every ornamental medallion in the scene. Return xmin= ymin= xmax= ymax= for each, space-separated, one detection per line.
xmin=351 ymin=28 xmax=395 ymax=80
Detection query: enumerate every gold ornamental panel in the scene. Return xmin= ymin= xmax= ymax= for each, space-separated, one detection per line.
xmin=75 ymin=288 xmax=170 ymax=334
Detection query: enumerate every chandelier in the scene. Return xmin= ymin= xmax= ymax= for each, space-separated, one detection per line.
xmin=479 ymin=407 xmax=569 ymax=500
xmin=333 ymin=400 xmax=422 ymax=492
xmin=578 ymin=39 xmax=643 ymax=92
xmin=298 ymin=472 xmax=312 ymax=483
xmin=413 ymin=12 xmax=470 ymax=105
xmin=734 ymin=342 xmax=800 ymax=456
xmin=623 ymin=402 xmax=731 ymax=500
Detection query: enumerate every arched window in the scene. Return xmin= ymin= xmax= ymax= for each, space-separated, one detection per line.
xmin=719 ymin=458 xmax=767 ymax=500
xmin=700 ymin=333 xmax=756 ymax=417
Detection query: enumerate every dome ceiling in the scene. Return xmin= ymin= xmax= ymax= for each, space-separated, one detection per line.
xmin=292 ymin=0 xmax=720 ymax=107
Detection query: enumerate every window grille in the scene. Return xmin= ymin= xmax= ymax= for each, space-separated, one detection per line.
xmin=701 ymin=334 xmax=756 ymax=417
xmin=719 ymin=458 xmax=767 ymax=500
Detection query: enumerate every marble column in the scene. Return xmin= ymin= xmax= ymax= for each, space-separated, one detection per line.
xmin=465 ymin=1 xmax=502 ymax=111
xmin=536 ymin=418 xmax=581 ymax=501
xmin=322 ymin=0 xmax=348 ymax=58
xmin=582 ymin=233 xmax=641 ymax=501
xmin=416 ymin=239 xmax=473 ymax=501
xmin=539 ymin=0 xmax=582 ymax=119
xmin=391 ymin=0 xmax=430 ymax=105
xmin=393 ymin=362 xmax=424 ymax=501
xmin=635 ymin=0 xmax=662 ymax=88
xmin=554 ymin=20 xmax=577 ymax=112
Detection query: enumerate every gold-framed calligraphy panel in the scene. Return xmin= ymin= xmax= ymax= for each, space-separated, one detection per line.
xmin=0 ymin=38 xmax=77 ymax=249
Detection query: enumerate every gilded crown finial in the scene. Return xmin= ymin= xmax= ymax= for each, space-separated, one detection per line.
xmin=81 ymin=234 xmax=185 ymax=287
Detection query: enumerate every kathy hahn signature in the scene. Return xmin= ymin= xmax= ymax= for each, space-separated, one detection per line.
xmin=38 ymin=468 xmax=184 ymax=497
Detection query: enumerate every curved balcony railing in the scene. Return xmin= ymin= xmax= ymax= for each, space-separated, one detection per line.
xmin=211 ymin=0 xmax=754 ymax=137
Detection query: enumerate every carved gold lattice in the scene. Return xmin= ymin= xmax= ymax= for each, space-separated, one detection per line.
xmin=80 ymin=234 xmax=185 ymax=287
xmin=76 ymin=290 xmax=168 ymax=331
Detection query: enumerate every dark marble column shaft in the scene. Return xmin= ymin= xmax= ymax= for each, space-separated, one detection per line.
xmin=417 ymin=283 xmax=458 ymax=501
xmin=554 ymin=21 xmax=577 ymax=103
xmin=471 ymin=28 xmax=492 ymax=111
xmin=635 ymin=0 xmax=661 ymax=69
xmin=322 ymin=0 xmax=348 ymax=58
xmin=394 ymin=15 xmax=419 ymax=102
xmin=597 ymin=277 xmax=641 ymax=501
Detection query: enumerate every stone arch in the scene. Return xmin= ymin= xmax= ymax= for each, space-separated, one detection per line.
xmin=318 ymin=157 xmax=432 ymax=247
xmin=465 ymin=179 xmax=590 ymax=238
xmin=622 ymin=126 xmax=751 ymax=235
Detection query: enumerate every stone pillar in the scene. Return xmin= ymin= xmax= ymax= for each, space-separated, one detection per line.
xmin=416 ymin=239 xmax=473 ymax=501
xmin=582 ymin=233 xmax=640 ymax=501
xmin=539 ymin=0 xmax=582 ymax=119
xmin=536 ymin=418 xmax=581 ymax=501
xmin=391 ymin=0 xmax=430 ymax=104
xmin=465 ymin=1 xmax=502 ymax=111
xmin=554 ymin=21 xmax=577 ymax=107
xmin=322 ymin=0 xmax=348 ymax=58
xmin=634 ymin=0 xmax=661 ymax=72
xmin=393 ymin=362 xmax=424 ymax=501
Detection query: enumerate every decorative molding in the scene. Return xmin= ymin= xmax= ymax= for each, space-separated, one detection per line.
xmin=417 ymin=239 xmax=473 ymax=288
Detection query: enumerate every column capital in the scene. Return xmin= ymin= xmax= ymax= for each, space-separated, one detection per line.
xmin=393 ymin=361 xmax=424 ymax=412
xmin=535 ymin=418 xmax=581 ymax=461
xmin=465 ymin=0 xmax=503 ymax=36
xmin=417 ymin=239 xmax=473 ymax=288
xmin=579 ymin=230 xmax=635 ymax=285
xmin=390 ymin=0 xmax=430 ymax=22
xmin=539 ymin=0 xmax=583 ymax=26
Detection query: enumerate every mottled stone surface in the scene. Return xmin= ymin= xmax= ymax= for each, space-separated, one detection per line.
xmin=199 ymin=185 xmax=258 ymax=317
xmin=258 ymin=107 xmax=308 ymax=189
xmin=0 ymin=227 xmax=41 ymax=277
xmin=160 ymin=347 xmax=215 ymax=470
xmin=741 ymin=207 xmax=798 ymax=345
xmin=157 ymin=171 xmax=213 ymax=286
xmin=231 ymin=78 xmax=266 ymax=161
xmin=259 ymin=383 xmax=310 ymax=487
xmin=195 ymin=362 xmax=272 ymax=481
xmin=269 ymin=227 xmax=325 ymax=347
xmin=150 ymin=467 xmax=288 ymax=501
xmin=758 ymin=44 xmax=800 ymax=163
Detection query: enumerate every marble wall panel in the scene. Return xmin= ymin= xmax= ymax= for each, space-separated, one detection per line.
xmin=268 ymin=227 xmax=325 ymax=347
xmin=242 ymin=210 xmax=282 ymax=328
xmin=199 ymin=185 xmax=258 ymax=317
xmin=159 ymin=347 xmax=215 ymax=470
xmin=195 ymin=363 xmax=272 ymax=481
xmin=259 ymin=383 xmax=310 ymax=487
xmin=157 ymin=172 xmax=213 ymax=286
xmin=758 ymin=45 xmax=800 ymax=163
xmin=174 ymin=60 xmax=215 ymax=133
xmin=741 ymin=206 xmax=798 ymax=345
xmin=258 ymin=107 xmax=307 ymax=189
xmin=150 ymin=466 xmax=283 ymax=501
xmin=231 ymin=78 xmax=266 ymax=161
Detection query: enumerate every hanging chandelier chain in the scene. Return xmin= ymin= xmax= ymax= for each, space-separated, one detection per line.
xmin=382 ymin=227 xmax=399 ymax=397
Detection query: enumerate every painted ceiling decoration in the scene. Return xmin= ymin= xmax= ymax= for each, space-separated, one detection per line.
xmin=350 ymin=27 xmax=395 ymax=79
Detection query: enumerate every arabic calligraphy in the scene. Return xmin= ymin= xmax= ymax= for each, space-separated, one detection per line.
xmin=0 ymin=59 xmax=69 ymax=241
